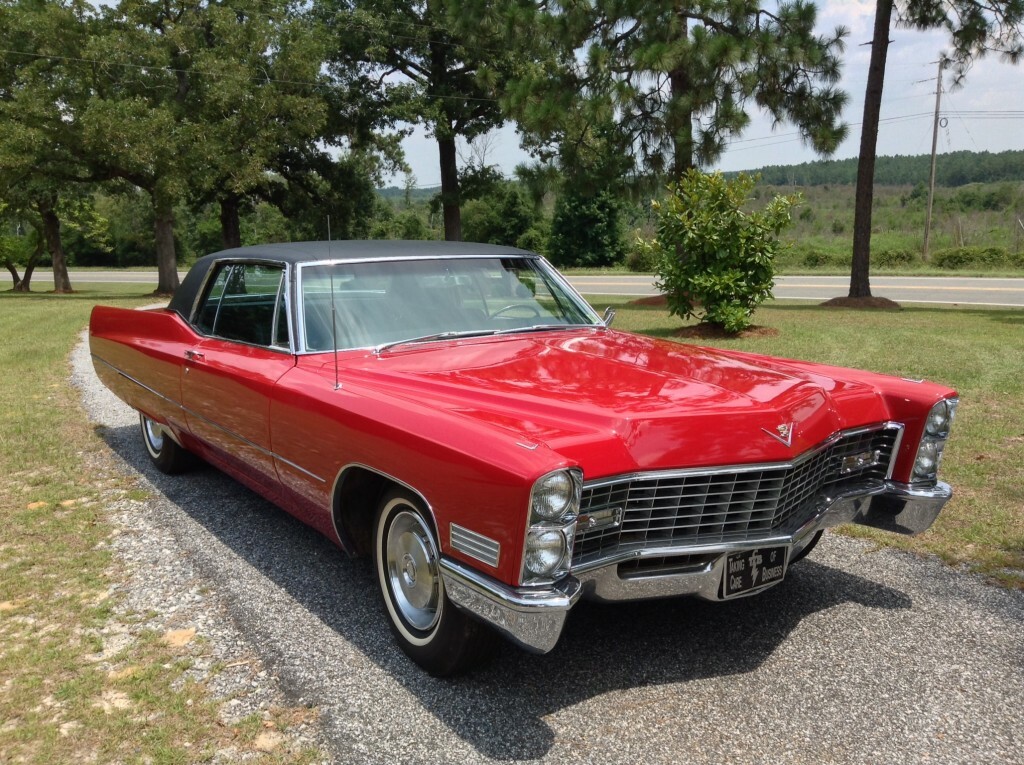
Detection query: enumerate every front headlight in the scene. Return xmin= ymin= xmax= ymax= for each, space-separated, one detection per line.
xmin=523 ymin=529 xmax=568 ymax=577
xmin=925 ymin=398 xmax=956 ymax=437
xmin=521 ymin=469 xmax=581 ymax=584
xmin=913 ymin=398 xmax=958 ymax=483
xmin=531 ymin=470 xmax=577 ymax=521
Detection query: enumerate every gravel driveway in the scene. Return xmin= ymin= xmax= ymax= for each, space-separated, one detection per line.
xmin=72 ymin=334 xmax=1024 ymax=765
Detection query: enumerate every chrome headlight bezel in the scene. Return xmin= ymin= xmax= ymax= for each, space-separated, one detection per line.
xmin=912 ymin=397 xmax=958 ymax=484
xmin=521 ymin=468 xmax=582 ymax=585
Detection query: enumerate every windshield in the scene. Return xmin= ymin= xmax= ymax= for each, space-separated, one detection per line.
xmin=298 ymin=256 xmax=601 ymax=352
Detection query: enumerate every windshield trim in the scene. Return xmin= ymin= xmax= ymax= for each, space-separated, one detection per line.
xmin=294 ymin=255 xmax=602 ymax=356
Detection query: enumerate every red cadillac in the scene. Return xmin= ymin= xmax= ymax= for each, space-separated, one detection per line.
xmin=89 ymin=241 xmax=958 ymax=675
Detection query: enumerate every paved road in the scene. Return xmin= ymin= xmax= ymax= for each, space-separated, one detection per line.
xmin=73 ymin=337 xmax=1024 ymax=765
xmin=67 ymin=270 xmax=1024 ymax=308
xmin=570 ymin=274 xmax=1024 ymax=308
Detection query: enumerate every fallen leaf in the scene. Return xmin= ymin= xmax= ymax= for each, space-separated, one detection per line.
xmin=108 ymin=666 xmax=139 ymax=681
xmin=253 ymin=731 xmax=285 ymax=752
xmin=162 ymin=627 xmax=197 ymax=647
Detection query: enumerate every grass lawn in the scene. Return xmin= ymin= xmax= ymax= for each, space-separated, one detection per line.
xmin=599 ymin=294 xmax=1024 ymax=586
xmin=0 ymin=284 xmax=319 ymax=764
xmin=1 ymin=283 xmax=1021 ymax=761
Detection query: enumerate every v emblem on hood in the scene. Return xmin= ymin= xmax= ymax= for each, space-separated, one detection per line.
xmin=762 ymin=422 xmax=794 ymax=447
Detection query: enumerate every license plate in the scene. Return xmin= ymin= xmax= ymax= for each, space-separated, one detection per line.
xmin=722 ymin=546 xmax=788 ymax=598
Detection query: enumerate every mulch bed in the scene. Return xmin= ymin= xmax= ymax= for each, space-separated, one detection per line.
xmin=819 ymin=296 xmax=902 ymax=310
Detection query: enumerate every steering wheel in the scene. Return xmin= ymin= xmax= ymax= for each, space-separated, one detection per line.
xmin=491 ymin=303 xmax=541 ymax=319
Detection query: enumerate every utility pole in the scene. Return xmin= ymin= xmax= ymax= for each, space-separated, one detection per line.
xmin=923 ymin=57 xmax=945 ymax=261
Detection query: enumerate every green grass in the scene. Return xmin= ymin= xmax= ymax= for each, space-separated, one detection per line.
xmin=0 ymin=283 xmax=321 ymax=763
xmin=598 ymin=293 xmax=1024 ymax=586
xmin=1 ymin=280 xmax=1021 ymax=763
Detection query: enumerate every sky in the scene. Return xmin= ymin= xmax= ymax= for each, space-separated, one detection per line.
xmin=386 ymin=0 xmax=1024 ymax=188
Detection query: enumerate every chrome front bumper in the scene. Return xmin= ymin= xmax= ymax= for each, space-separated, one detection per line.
xmin=442 ymin=479 xmax=950 ymax=653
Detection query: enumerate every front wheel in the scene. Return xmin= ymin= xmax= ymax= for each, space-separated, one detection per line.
xmin=374 ymin=489 xmax=496 ymax=676
xmin=140 ymin=413 xmax=193 ymax=475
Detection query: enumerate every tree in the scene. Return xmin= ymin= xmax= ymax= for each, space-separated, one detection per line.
xmin=0 ymin=0 xmax=98 ymax=293
xmin=319 ymin=0 xmax=518 ymax=241
xmin=178 ymin=1 xmax=333 ymax=250
xmin=849 ymin=0 xmax=1024 ymax=298
xmin=470 ymin=0 xmax=848 ymax=178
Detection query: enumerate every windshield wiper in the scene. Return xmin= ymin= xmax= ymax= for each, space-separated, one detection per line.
xmin=492 ymin=323 xmax=600 ymax=336
xmin=373 ymin=329 xmax=500 ymax=354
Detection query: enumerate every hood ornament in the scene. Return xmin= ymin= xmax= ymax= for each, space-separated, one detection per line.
xmin=762 ymin=422 xmax=794 ymax=447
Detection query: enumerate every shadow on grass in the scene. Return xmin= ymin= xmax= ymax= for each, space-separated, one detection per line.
xmin=1 ymin=288 xmax=161 ymax=302
xmin=98 ymin=422 xmax=914 ymax=760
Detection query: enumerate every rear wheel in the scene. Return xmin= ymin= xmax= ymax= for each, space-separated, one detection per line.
xmin=140 ymin=413 xmax=193 ymax=474
xmin=374 ymin=488 xmax=496 ymax=676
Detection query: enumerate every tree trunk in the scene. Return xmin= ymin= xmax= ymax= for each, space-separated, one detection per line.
xmin=20 ymin=260 xmax=36 ymax=292
xmin=12 ymin=239 xmax=43 ymax=292
xmin=5 ymin=261 xmax=22 ymax=290
xmin=669 ymin=15 xmax=693 ymax=178
xmin=153 ymin=191 xmax=180 ymax=296
xmin=220 ymin=194 xmax=242 ymax=250
xmin=438 ymin=134 xmax=462 ymax=241
xmin=850 ymin=0 xmax=893 ymax=299
xmin=38 ymin=195 xmax=73 ymax=293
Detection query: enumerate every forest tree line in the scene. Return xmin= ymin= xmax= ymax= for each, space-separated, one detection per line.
xmin=1 ymin=0 xmax=1022 ymax=295
xmin=749 ymin=150 xmax=1024 ymax=188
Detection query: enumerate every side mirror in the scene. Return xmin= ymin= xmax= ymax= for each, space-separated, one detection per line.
xmin=602 ymin=306 xmax=616 ymax=327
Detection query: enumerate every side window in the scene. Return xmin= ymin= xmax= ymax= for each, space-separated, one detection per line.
xmin=194 ymin=265 xmax=233 ymax=335
xmin=195 ymin=263 xmax=285 ymax=347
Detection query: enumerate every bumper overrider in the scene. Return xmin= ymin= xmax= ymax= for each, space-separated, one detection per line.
xmin=441 ymin=479 xmax=951 ymax=654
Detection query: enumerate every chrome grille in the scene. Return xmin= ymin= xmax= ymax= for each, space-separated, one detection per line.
xmin=573 ymin=425 xmax=901 ymax=567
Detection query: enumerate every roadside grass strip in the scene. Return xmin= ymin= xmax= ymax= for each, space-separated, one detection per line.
xmin=0 ymin=286 xmax=321 ymax=764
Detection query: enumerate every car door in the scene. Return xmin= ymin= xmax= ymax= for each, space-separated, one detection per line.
xmin=181 ymin=261 xmax=294 ymax=485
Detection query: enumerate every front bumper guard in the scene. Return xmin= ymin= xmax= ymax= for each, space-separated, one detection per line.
xmin=442 ymin=479 xmax=950 ymax=654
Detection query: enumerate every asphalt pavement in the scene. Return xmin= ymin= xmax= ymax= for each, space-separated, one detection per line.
xmin=570 ymin=274 xmax=1024 ymax=307
xmin=72 ymin=334 xmax=1024 ymax=765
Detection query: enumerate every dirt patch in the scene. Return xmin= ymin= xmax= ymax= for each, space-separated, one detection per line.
xmin=820 ymin=296 xmax=902 ymax=310
xmin=675 ymin=324 xmax=780 ymax=340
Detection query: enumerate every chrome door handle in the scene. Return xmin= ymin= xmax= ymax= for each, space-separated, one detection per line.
xmin=184 ymin=350 xmax=205 ymax=361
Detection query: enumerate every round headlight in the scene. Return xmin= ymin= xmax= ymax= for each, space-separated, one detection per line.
xmin=914 ymin=440 xmax=939 ymax=478
xmin=532 ymin=471 xmax=574 ymax=520
xmin=925 ymin=401 xmax=951 ymax=437
xmin=524 ymin=529 xmax=566 ymax=576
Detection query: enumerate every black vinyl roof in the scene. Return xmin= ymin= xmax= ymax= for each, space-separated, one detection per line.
xmin=167 ymin=240 xmax=535 ymax=319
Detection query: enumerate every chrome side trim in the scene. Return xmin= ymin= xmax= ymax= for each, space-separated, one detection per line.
xmin=440 ymin=556 xmax=581 ymax=654
xmin=92 ymin=354 xmax=185 ymax=414
xmin=450 ymin=524 xmax=501 ymax=568
xmin=91 ymin=354 xmax=323 ymax=483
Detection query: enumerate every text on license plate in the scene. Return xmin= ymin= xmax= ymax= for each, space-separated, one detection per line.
xmin=722 ymin=546 xmax=788 ymax=598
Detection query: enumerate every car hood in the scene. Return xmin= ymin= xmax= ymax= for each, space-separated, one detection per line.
xmin=333 ymin=329 xmax=890 ymax=478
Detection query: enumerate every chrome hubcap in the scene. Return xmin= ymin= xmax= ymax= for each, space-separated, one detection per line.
xmin=386 ymin=510 xmax=440 ymax=632
xmin=143 ymin=416 xmax=164 ymax=452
